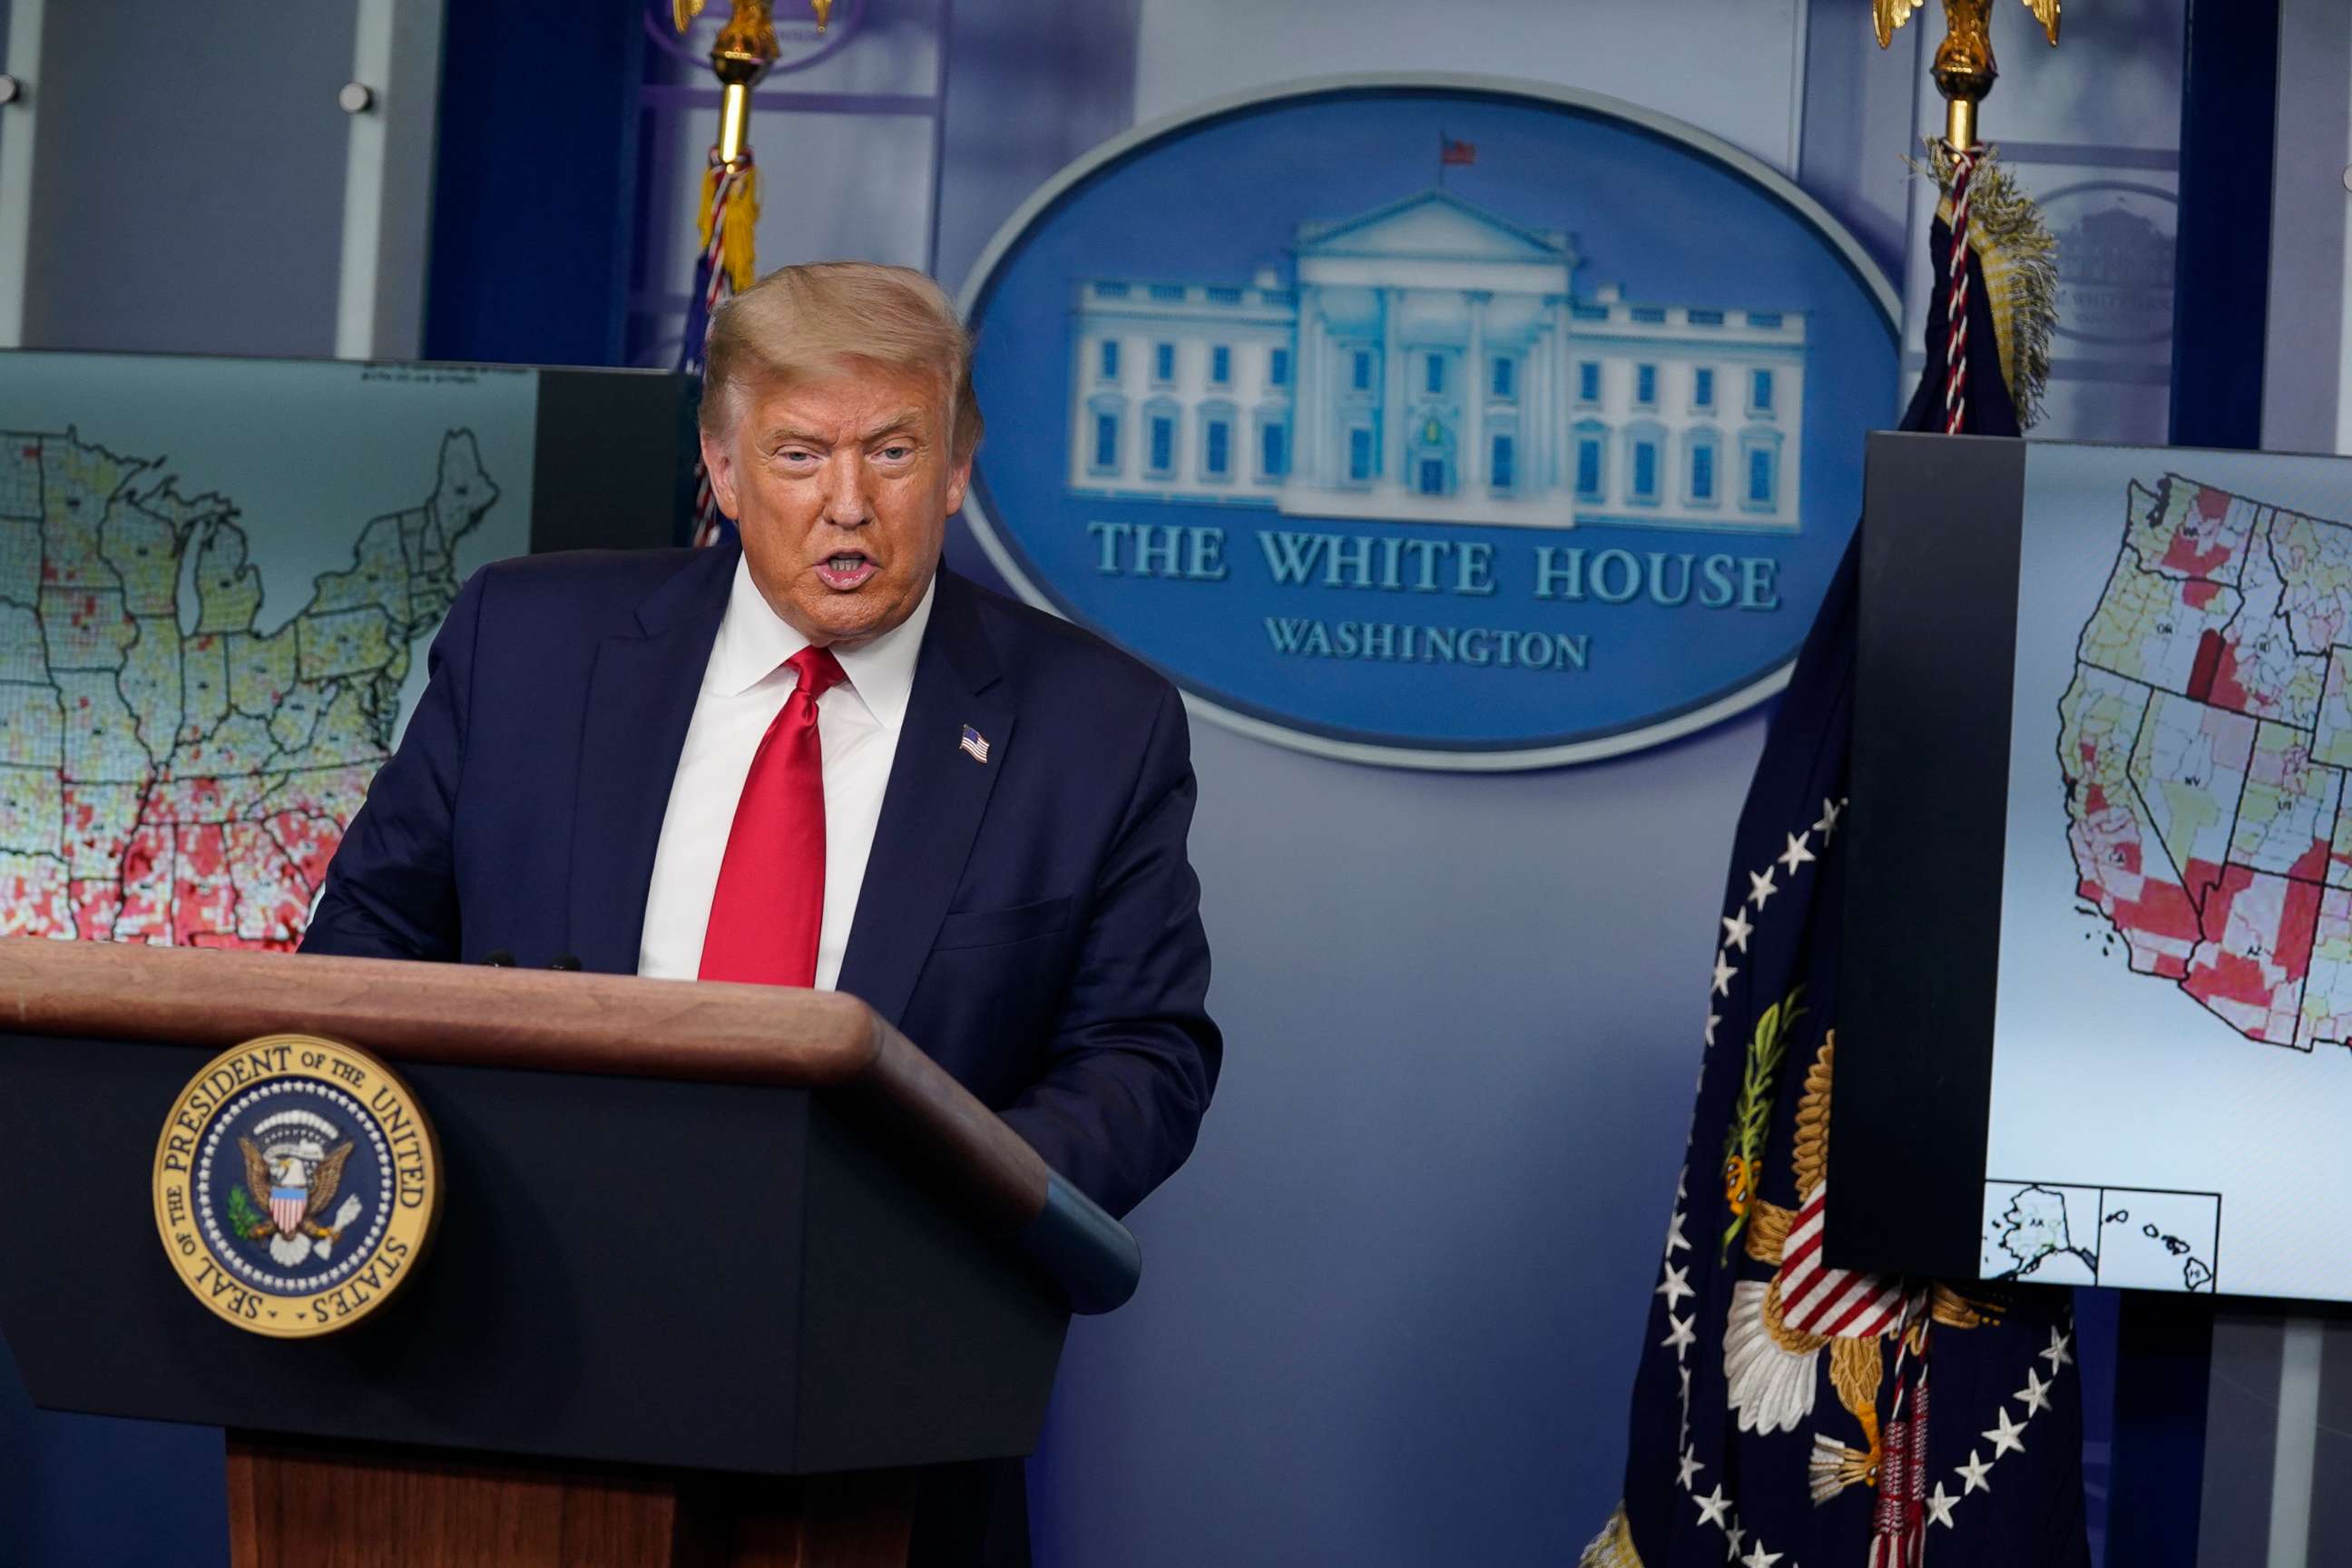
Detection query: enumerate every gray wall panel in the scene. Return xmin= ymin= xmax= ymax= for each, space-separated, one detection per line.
xmin=23 ymin=3 xmax=356 ymax=356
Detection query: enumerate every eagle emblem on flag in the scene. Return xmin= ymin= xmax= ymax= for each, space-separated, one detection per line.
xmin=1721 ymin=1030 xmax=2000 ymax=1505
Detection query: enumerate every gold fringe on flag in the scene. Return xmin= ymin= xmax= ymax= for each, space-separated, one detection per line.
xmin=698 ymin=161 xmax=763 ymax=295
xmin=1916 ymin=141 xmax=2060 ymax=430
xmin=1577 ymin=1505 xmax=1646 ymax=1568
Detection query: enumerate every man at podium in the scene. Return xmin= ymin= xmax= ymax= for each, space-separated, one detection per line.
xmin=299 ymin=260 xmax=1222 ymax=1563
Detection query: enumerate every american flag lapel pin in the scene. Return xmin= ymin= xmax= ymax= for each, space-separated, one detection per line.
xmin=959 ymin=724 xmax=991 ymax=764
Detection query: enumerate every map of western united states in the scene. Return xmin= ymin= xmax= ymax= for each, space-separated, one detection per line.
xmin=0 ymin=429 xmax=495 ymax=947
xmin=2063 ymin=474 xmax=2352 ymax=1048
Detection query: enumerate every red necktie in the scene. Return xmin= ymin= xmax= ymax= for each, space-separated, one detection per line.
xmin=698 ymin=645 xmax=847 ymax=986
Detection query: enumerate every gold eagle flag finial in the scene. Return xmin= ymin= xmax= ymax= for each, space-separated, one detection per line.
xmin=670 ymin=1 xmax=828 ymax=171
xmin=673 ymin=1 xmax=835 ymax=39
xmin=1873 ymin=0 xmax=2061 ymax=149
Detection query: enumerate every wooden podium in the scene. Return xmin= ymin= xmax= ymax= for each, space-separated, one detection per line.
xmin=0 ymin=940 xmax=1140 ymax=1566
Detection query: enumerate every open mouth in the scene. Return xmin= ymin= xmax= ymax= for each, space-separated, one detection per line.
xmin=814 ymin=552 xmax=877 ymax=590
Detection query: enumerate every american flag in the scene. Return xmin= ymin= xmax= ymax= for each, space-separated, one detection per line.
xmin=960 ymin=725 xmax=990 ymax=764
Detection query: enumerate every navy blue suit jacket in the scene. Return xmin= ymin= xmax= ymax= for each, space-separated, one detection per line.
xmin=301 ymin=543 xmax=1220 ymax=1219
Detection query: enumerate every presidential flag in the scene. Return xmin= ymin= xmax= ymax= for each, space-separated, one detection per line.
xmin=1583 ymin=151 xmax=2087 ymax=1568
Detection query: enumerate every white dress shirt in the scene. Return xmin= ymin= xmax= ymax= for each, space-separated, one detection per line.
xmin=636 ymin=556 xmax=934 ymax=988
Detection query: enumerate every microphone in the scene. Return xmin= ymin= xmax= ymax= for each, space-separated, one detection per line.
xmin=549 ymin=954 xmax=583 ymax=972
xmin=480 ymin=949 xmax=515 ymax=966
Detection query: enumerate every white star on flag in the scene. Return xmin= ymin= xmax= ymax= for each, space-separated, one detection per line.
xmin=1711 ymin=951 xmax=1738 ymax=996
xmin=1816 ymin=797 xmax=1844 ymax=841
xmin=1662 ymin=1312 xmax=1697 ymax=1352
xmin=1777 ymin=830 xmax=1816 ymax=874
xmin=1748 ymin=867 xmax=1778 ymax=909
xmin=1665 ymin=1210 xmax=1690 ymax=1254
xmin=1983 ymin=1406 xmax=2027 ymax=1457
xmin=2040 ymin=1327 xmax=2074 ymax=1371
xmin=1721 ymin=907 xmax=1754 ymax=953
xmin=1741 ymin=1542 xmax=1785 ymax=1568
xmin=1657 ymin=1262 xmax=1694 ymax=1308
xmin=1704 ymin=1011 xmax=1720 ymax=1046
xmin=1723 ymin=1522 xmax=1746 ymax=1558
xmin=1693 ymin=1485 xmax=1732 ymax=1528
xmin=2017 ymin=1367 xmax=2053 ymax=1415
xmin=1925 ymin=1483 xmax=1958 ymax=1528
xmin=1677 ymin=1446 xmax=1704 ymax=1488
xmin=1956 ymin=1447 xmax=1994 ymax=1494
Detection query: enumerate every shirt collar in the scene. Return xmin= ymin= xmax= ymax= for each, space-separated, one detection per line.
xmin=704 ymin=554 xmax=936 ymax=732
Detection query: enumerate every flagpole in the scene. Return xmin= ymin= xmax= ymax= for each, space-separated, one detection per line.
xmin=673 ymin=1 xmax=833 ymax=545
xmin=1867 ymin=2 xmax=2059 ymax=441
xmin=1925 ymin=9 xmax=1996 ymax=436
xmin=1860 ymin=6 xmax=2061 ymax=1560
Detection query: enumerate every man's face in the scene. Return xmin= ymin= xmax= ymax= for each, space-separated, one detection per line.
xmin=701 ymin=359 xmax=970 ymax=649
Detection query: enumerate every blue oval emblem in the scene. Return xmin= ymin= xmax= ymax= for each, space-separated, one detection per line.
xmin=960 ymin=78 xmax=1899 ymax=768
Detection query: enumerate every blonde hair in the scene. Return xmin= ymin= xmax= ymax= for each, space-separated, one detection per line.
xmin=699 ymin=261 xmax=983 ymax=458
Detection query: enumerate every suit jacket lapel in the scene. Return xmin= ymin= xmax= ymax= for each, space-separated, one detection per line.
xmin=565 ymin=543 xmax=737 ymax=974
xmin=837 ymin=570 xmax=1014 ymax=1026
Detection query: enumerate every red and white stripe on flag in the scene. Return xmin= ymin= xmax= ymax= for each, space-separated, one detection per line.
xmin=1773 ymin=1180 xmax=1906 ymax=1338
xmin=270 ymin=1192 xmax=306 ymax=1234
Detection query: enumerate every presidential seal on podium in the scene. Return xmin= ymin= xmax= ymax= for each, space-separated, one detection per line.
xmin=152 ymin=1034 xmax=442 ymax=1338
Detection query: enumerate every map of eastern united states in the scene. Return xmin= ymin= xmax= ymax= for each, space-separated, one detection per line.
xmin=2063 ymin=473 xmax=2352 ymax=1049
xmin=0 ymin=429 xmax=495 ymax=948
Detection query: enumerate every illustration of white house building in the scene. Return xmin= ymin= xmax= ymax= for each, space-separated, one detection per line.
xmin=1066 ymin=190 xmax=1808 ymax=531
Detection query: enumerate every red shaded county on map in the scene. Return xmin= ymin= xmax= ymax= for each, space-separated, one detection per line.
xmin=0 ymin=429 xmax=495 ymax=948
xmin=2063 ymin=474 xmax=2352 ymax=1049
